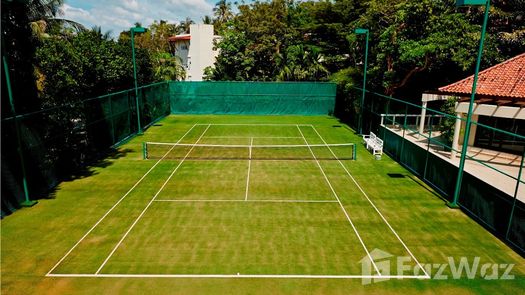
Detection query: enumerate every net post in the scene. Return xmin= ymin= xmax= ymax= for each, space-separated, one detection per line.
xmin=353 ymin=143 xmax=357 ymax=160
xmin=142 ymin=142 xmax=147 ymax=159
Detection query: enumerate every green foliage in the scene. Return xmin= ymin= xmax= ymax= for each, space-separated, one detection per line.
xmin=209 ymin=0 xmax=523 ymax=100
xmin=209 ymin=30 xmax=252 ymax=80
xmin=202 ymin=66 xmax=215 ymax=81
xmin=2 ymin=0 xmax=63 ymax=210
xmin=152 ymin=52 xmax=185 ymax=81
xmin=330 ymin=67 xmax=360 ymax=120
xmin=276 ymin=44 xmax=329 ymax=81
xmin=33 ymin=28 xmax=154 ymax=175
xmin=36 ymin=28 xmax=152 ymax=103
xmin=213 ymin=0 xmax=234 ymax=34
xmin=177 ymin=17 xmax=195 ymax=34
xmin=209 ymin=0 xmax=330 ymax=81
xmin=474 ymin=0 xmax=525 ymax=58
xmin=118 ymin=20 xmax=186 ymax=81
xmin=373 ymin=0 xmax=480 ymax=95
xmin=439 ymin=96 xmax=460 ymax=146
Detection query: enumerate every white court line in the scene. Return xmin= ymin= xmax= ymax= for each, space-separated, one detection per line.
xmin=203 ymin=136 xmax=302 ymax=139
xmin=309 ymin=125 xmax=431 ymax=278
xmin=153 ymin=199 xmax=338 ymax=203
xmin=46 ymin=273 xmax=429 ymax=279
xmin=46 ymin=124 xmax=198 ymax=276
xmin=296 ymin=125 xmax=382 ymax=276
xmin=196 ymin=123 xmax=311 ymax=126
xmin=234 ymin=199 xmax=338 ymax=203
xmin=245 ymin=137 xmax=253 ymax=201
xmin=95 ymin=124 xmax=211 ymax=275
xmin=145 ymin=142 xmax=353 ymax=148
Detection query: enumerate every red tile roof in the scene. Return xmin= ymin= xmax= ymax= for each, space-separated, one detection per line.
xmin=438 ymin=52 xmax=525 ymax=99
xmin=168 ymin=35 xmax=191 ymax=42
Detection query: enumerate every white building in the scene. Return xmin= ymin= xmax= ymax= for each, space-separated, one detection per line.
xmin=168 ymin=24 xmax=221 ymax=81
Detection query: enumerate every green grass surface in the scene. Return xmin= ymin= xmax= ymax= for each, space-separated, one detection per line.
xmin=1 ymin=115 xmax=524 ymax=294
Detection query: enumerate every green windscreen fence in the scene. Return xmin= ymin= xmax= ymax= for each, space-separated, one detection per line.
xmin=169 ymin=81 xmax=336 ymax=115
xmin=2 ymin=80 xmax=335 ymax=216
xmin=1 ymin=81 xmax=170 ymax=216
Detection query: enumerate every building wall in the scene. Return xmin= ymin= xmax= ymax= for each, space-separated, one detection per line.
xmin=170 ymin=24 xmax=220 ymax=81
xmin=187 ymin=24 xmax=219 ymax=81
xmin=172 ymin=39 xmax=190 ymax=70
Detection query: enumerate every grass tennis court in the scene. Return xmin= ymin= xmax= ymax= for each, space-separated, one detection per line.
xmin=2 ymin=115 xmax=524 ymax=294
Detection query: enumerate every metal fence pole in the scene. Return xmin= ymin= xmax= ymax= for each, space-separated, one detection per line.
xmin=2 ymin=56 xmax=37 ymax=207
xmin=506 ymin=149 xmax=524 ymax=240
xmin=108 ymin=95 xmax=116 ymax=144
xmin=400 ymin=105 xmax=408 ymax=158
xmin=450 ymin=0 xmax=491 ymax=208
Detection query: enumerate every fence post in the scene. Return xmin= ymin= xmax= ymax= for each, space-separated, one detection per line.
xmin=506 ymin=149 xmax=524 ymax=240
xmin=400 ymin=105 xmax=408 ymax=158
xmin=450 ymin=0 xmax=491 ymax=208
xmin=423 ymin=113 xmax=434 ymax=181
xmin=2 ymin=56 xmax=37 ymax=207
xmin=108 ymin=95 xmax=116 ymax=144
xmin=385 ymin=99 xmax=390 ymax=127
xmin=128 ymin=91 xmax=133 ymax=133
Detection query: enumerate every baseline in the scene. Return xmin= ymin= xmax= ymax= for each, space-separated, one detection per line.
xmin=46 ymin=273 xmax=429 ymax=279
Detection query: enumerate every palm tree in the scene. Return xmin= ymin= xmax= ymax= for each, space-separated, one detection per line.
xmin=276 ymin=45 xmax=329 ymax=81
xmin=213 ymin=0 xmax=234 ymax=23
xmin=202 ymin=15 xmax=213 ymax=25
xmin=26 ymin=0 xmax=86 ymax=38
xmin=26 ymin=0 xmax=64 ymax=21
xmin=177 ymin=17 xmax=194 ymax=34
xmin=152 ymin=52 xmax=186 ymax=81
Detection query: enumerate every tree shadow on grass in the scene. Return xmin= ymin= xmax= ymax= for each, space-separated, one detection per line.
xmin=31 ymin=148 xmax=133 ymax=201
xmin=60 ymin=148 xmax=133 ymax=182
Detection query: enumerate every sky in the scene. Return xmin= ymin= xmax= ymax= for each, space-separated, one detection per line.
xmin=61 ymin=0 xmax=220 ymax=37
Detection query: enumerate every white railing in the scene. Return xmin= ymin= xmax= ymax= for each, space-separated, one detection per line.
xmin=380 ymin=114 xmax=444 ymax=131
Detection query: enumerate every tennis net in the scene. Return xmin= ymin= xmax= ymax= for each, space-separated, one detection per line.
xmin=143 ymin=142 xmax=356 ymax=161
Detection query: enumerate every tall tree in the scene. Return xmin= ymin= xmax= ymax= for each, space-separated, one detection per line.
xmin=2 ymin=0 xmax=87 ymax=212
xmin=177 ymin=17 xmax=194 ymax=34
xmin=481 ymin=0 xmax=525 ymax=57
xmin=364 ymin=0 xmax=481 ymax=96
xmin=118 ymin=20 xmax=186 ymax=81
xmin=202 ymin=15 xmax=213 ymax=25
xmin=213 ymin=0 xmax=234 ymax=33
xmin=276 ymin=44 xmax=329 ymax=81
xmin=210 ymin=0 xmax=306 ymax=81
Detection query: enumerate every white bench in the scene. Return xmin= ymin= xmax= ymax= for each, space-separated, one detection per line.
xmin=363 ymin=132 xmax=383 ymax=156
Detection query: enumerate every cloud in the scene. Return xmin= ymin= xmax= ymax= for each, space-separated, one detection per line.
xmin=62 ymin=0 xmax=215 ymax=37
